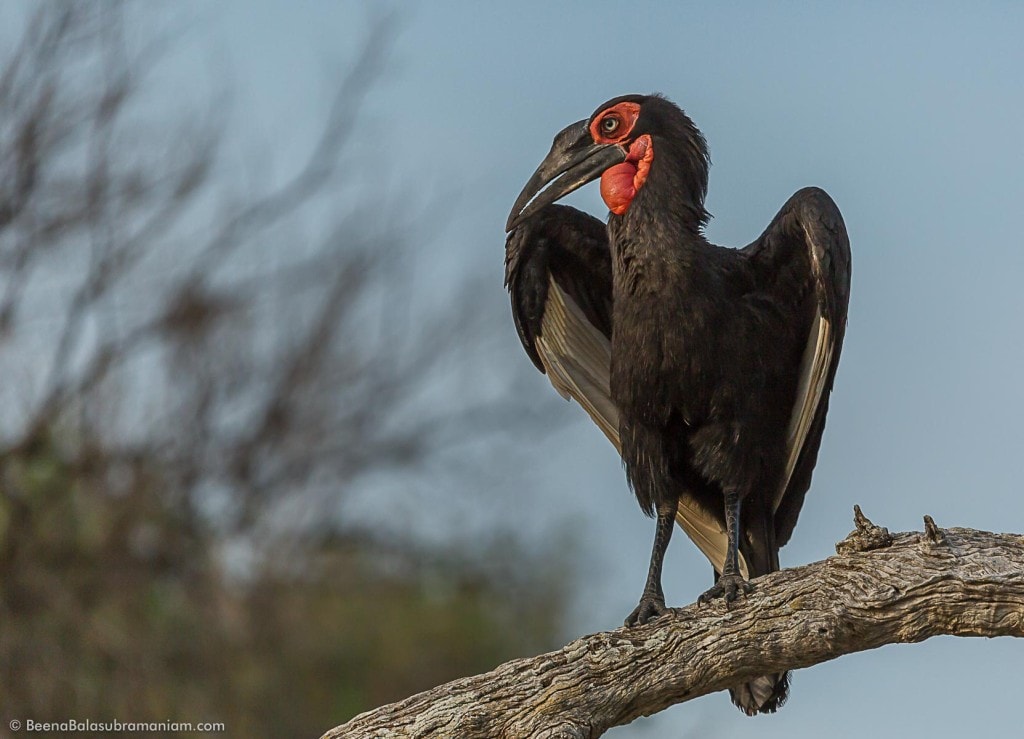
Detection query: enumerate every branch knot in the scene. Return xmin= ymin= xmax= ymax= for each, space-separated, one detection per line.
xmin=835 ymin=505 xmax=894 ymax=554
xmin=923 ymin=515 xmax=948 ymax=546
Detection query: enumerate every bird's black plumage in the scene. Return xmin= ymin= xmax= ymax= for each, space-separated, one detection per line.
xmin=504 ymin=94 xmax=851 ymax=716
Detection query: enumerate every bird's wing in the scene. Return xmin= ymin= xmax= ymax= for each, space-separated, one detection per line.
xmin=505 ymin=204 xmax=618 ymax=446
xmin=506 ymin=204 xmax=745 ymax=576
xmin=743 ymin=187 xmax=851 ymax=547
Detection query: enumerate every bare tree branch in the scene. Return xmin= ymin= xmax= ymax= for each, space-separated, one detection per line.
xmin=0 ymin=5 xmax=576 ymax=732
xmin=0 ymin=2 xmax=547 ymax=521
xmin=322 ymin=510 xmax=1024 ymax=739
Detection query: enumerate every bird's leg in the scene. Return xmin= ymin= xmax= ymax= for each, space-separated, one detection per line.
xmin=699 ymin=489 xmax=753 ymax=605
xmin=625 ymin=496 xmax=679 ymax=626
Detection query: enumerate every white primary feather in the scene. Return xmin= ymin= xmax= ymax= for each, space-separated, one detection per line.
xmin=775 ymin=306 xmax=833 ymax=513
xmin=536 ymin=277 xmax=618 ymax=446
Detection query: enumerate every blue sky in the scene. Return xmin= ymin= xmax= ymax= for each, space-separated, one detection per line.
xmin=199 ymin=2 xmax=1024 ymax=736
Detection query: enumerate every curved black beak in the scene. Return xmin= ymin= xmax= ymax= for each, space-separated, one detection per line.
xmin=506 ymin=120 xmax=626 ymax=232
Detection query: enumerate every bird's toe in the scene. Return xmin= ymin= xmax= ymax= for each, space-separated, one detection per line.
xmin=624 ymin=594 xmax=669 ymax=626
xmin=699 ymin=574 xmax=752 ymax=606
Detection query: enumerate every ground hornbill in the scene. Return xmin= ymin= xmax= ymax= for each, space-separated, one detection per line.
xmin=504 ymin=94 xmax=851 ymax=715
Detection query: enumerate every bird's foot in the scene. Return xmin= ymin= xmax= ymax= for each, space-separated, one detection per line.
xmin=698 ymin=573 xmax=753 ymax=606
xmin=624 ymin=593 xmax=669 ymax=626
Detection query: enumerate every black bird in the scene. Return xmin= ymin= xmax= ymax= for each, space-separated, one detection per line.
xmin=504 ymin=94 xmax=850 ymax=715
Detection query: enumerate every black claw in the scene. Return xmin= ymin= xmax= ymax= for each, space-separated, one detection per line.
xmin=698 ymin=573 xmax=752 ymax=606
xmin=625 ymin=594 xmax=668 ymax=626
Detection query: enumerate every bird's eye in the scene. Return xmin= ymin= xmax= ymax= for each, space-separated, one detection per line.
xmin=601 ymin=116 xmax=620 ymax=134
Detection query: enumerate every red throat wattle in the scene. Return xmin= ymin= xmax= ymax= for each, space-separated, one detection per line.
xmin=600 ymin=135 xmax=653 ymax=215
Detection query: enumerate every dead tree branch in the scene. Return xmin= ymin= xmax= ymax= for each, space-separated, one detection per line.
xmin=323 ymin=510 xmax=1024 ymax=739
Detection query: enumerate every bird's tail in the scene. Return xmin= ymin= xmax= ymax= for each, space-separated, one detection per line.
xmin=729 ymin=672 xmax=790 ymax=716
xmin=713 ymin=556 xmax=791 ymax=716
xmin=727 ymin=495 xmax=790 ymax=716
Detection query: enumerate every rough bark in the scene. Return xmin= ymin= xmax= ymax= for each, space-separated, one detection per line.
xmin=322 ymin=510 xmax=1024 ymax=738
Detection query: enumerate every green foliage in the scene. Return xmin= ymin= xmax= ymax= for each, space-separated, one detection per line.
xmin=0 ymin=436 xmax=569 ymax=736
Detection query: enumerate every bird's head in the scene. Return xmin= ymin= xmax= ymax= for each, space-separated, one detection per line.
xmin=506 ymin=94 xmax=710 ymax=232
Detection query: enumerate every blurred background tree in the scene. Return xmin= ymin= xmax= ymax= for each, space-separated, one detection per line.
xmin=0 ymin=4 xmax=572 ymax=735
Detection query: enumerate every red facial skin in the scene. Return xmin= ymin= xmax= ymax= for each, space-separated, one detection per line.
xmin=600 ymin=134 xmax=653 ymax=216
xmin=589 ymin=102 xmax=654 ymax=216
